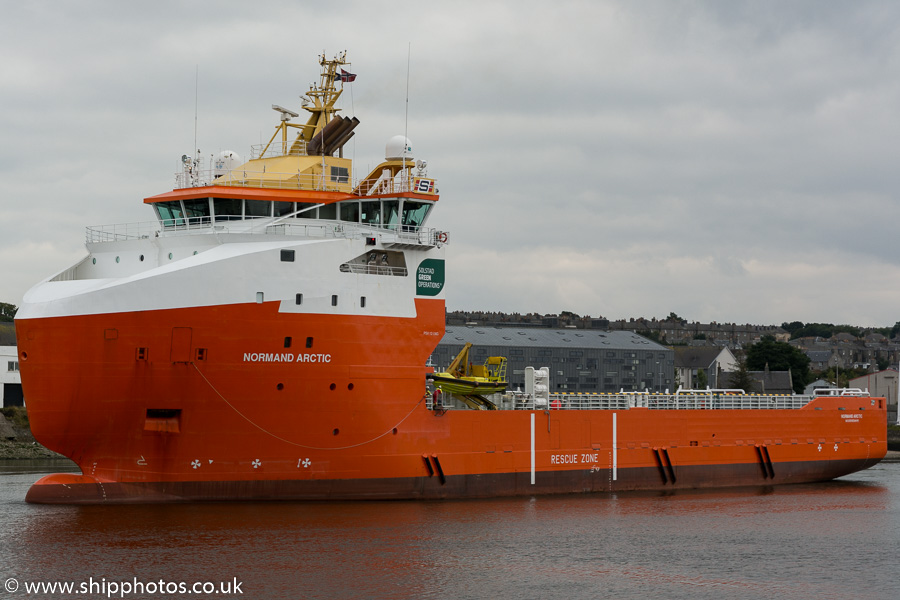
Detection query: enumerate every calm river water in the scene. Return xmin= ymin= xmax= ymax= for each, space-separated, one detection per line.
xmin=1 ymin=458 xmax=898 ymax=600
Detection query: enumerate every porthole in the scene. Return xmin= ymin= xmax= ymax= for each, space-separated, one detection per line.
xmin=139 ymin=255 xmax=144 ymax=262
xmin=193 ymin=251 xmax=198 ymax=255
xmin=277 ymin=383 xmax=284 ymax=391
xmin=92 ymin=257 xmax=96 ymax=265
xmin=329 ymin=383 xmax=336 ymax=391
xmin=348 ymin=383 xmax=354 ymax=391
xmin=333 ymin=428 xmax=340 ymax=436
xmin=168 ymin=252 xmax=173 ymax=260
xmin=115 ymin=256 xmax=120 ymax=263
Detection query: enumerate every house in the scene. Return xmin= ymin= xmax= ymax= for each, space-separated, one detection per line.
xmin=804 ymin=379 xmax=831 ymax=395
xmin=1 ymin=346 xmax=23 ymax=407
xmin=673 ymin=347 xmax=736 ymax=389
xmin=806 ymin=350 xmax=836 ymax=371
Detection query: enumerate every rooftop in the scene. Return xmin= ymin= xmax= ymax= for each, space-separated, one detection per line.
xmin=441 ymin=327 xmax=670 ymax=352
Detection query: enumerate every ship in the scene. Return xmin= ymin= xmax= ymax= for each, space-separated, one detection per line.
xmin=16 ymin=52 xmax=887 ymax=503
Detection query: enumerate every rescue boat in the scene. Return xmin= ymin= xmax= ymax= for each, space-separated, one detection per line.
xmin=15 ymin=52 xmax=887 ymax=503
xmin=427 ymin=343 xmax=508 ymax=397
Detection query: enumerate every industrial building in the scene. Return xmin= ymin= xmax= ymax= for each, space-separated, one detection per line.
xmin=850 ymin=368 xmax=899 ymax=424
xmin=431 ymin=327 xmax=674 ymax=394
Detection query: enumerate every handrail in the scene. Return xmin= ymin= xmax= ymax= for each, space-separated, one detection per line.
xmin=86 ymin=217 xmax=445 ymax=247
xmin=427 ymin=390 xmax=872 ymax=412
xmin=174 ymin=170 xmax=433 ymax=197
xmin=339 ymin=263 xmax=408 ymax=276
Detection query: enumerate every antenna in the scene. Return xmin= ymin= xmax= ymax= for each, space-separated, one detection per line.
xmin=404 ymin=43 xmax=411 ymax=184
xmin=194 ymin=65 xmax=199 ymax=157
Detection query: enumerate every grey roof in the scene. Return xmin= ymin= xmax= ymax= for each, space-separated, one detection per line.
xmin=806 ymin=350 xmax=832 ymax=362
xmin=673 ymin=347 xmax=725 ymax=369
xmin=440 ymin=327 xmax=669 ymax=351
xmin=721 ymin=370 xmax=793 ymax=393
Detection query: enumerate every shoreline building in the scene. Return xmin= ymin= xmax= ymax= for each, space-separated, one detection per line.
xmin=432 ymin=327 xmax=674 ymax=393
xmin=1 ymin=346 xmax=23 ymax=407
xmin=850 ymin=368 xmax=898 ymax=424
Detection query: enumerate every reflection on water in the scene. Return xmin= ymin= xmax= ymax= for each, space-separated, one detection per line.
xmin=1 ymin=461 xmax=898 ymax=600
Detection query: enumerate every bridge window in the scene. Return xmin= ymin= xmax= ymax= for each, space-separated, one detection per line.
xmin=183 ymin=199 xmax=211 ymax=224
xmin=361 ymin=201 xmax=381 ymax=225
xmin=295 ymin=203 xmax=317 ymax=219
xmin=155 ymin=201 xmax=185 ymax=227
xmin=213 ymin=198 xmax=243 ymax=221
xmin=340 ymin=201 xmax=360 ymax=222
xmin=400 ymin=200 xmax=431 ymax=230
xmin=246 ymin=200 xmax=272 ymax=218
xmin=273 ymin=201 xmax=295 ymax=217
xmin=319 ymin=203 xmax=337 ymax=220
xmin=383 ymin=200 xmax=400 ymax=229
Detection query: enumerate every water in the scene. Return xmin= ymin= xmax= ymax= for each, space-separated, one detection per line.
xmin=1 ymin=459 xmax=898 ymax=600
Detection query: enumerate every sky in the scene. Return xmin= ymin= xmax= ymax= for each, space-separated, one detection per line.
xmin=1 ymin=1 xmax=899 ymax=327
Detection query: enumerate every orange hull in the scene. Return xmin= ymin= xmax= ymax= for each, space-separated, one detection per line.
xmin=15 ymin=301 xmax=887 ymax=503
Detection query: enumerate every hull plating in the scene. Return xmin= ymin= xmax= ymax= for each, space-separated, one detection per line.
xmin=16 ymin=301 xmax=888 ymax=504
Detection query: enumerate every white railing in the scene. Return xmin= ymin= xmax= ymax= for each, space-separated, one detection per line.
xmin=426 ymin=391 xmax=864 ymax=412
xmin=86 ymin=221 xmax=162 ymax=242
xmin=176 ymin=169 xmax=351 ymax=192
xmin=812 ymin=387 xmax=868 ymax=396
xmin=86 ymin=217 xmax=444 ymax=247
xmin=250 ymin=141 xmax=309 ymax=159
xmin=267 ymin=221 xmax=443 ymax=247
xmin=339 ymin=263 xmax=408 ymax=276
xmin=175 ymin=170 xmax=430 ymax=197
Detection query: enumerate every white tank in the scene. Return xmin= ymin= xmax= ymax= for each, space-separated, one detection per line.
xmin=213 ymin=150 xmax=242 ymax=177
xmin=385 ymin=135 xmax=413 ymax=161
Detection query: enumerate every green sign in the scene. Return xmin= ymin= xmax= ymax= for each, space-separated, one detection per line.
xmin=416 ymin=259 xmax=445 ymax=296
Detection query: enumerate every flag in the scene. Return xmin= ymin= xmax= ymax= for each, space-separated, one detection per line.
xmin=339 ymin=69 xmax=357 ymax=82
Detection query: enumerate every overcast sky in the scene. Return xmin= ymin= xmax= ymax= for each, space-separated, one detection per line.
xmin=2 ymin=1 xmax=899 ymax=326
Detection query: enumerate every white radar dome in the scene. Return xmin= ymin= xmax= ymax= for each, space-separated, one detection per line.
xmin=385 ymin=135 xmax=413 ymax=161
xmin=214 ymin=150 xmax=242 ymax=177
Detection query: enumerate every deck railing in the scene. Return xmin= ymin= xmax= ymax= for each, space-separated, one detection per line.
xmin=427 ymin=391 xmax=867 ymax=412
xmin=175 ymin=170 xmax=429 ymax=197
xmin=86 ymin=217 xmax=444 ymax=247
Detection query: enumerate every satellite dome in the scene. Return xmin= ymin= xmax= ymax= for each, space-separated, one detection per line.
xmin=385 ymin=135 xmax=413 ymax=161
xmin=214 ymin=150 xmax=242 ymax=177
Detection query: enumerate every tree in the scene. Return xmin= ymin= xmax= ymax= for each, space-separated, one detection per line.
xmin=666 ymin=312 xmax=687 ymax=325
xmin=727 ymin=354 xmax=757 ymax=393
xmin=817 ymin=366 xmax=867 ymax=388
xmin=637 ymin=329 xmax=662 ymax=344
xmin=696 ymin=369 xmax=708 ymax=389
xmin=781 ymin=321 xmax=805 ymax=336
xmin=0 ymin=303 xmax=17 ymax=323
xmin=746 ymin=335 xmax=811 ymax=394
xmin=891 ymin=321 xmax=900 ymax=339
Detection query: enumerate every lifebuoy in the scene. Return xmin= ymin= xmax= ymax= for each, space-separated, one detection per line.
xmin=437 ymin=232 xmax=448 ymax=243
